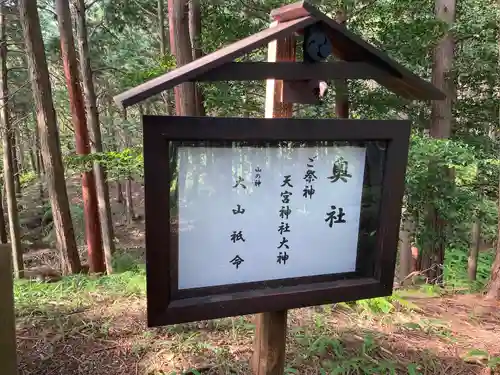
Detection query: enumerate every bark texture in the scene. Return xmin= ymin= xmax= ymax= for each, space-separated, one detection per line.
xmin=188 ymin=0 xmax=205 ymax=116
xmin=168 ymin=0 xmax=197 ymax=116
xmin=55 ymin=0 xmax=104 ymax=273
xmin=334 ymin=9 xmax=349 ymax=119
xmin=122 ymin=109 xmax=135 ymax=223
xmin=486 ymin=21 xmax=500 ymax=298
xmin=0 ymin=3 xmax=23 ymax=277
xmin=158 ymin=0 xmax=174 ymax=115
xmin=419 ymin=0 xmax=456 ymax=282
xmin=74 ymin=0 xmax=115 ymax=274
xmin=398 ymin=216 xmax=413 ymax=284
xmin=0 ymin=185 xmax=7 ymax=244
xmin=468 ymin=219 xmax=480 ymax=281
xmin=0 ymin=244 xmax=18 ymax=375
xmin=486 ymin=175 xmax=500 ymax=299
xmin=10 ymin=128 xmax=21 ymax=196
xmin=18 ymin=0 xmax=81 ymax=274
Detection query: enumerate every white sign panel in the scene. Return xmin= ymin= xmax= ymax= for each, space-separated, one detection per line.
xmin=176 ymin=144 xmax=366 ymax=290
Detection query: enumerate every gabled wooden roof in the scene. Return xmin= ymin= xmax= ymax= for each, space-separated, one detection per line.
xmin=114 ymin=1 xmax=444 ymax=109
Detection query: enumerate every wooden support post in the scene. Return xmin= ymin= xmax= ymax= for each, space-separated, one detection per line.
xmin=0 ymin=244 xmax=18 ymax=375
xmin=252 ymin=21 xmax=295 ymax=375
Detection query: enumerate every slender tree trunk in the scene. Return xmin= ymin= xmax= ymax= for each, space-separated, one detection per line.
xmin=74 ymin=0 xmax=115 ymax=274
xmin=158 ymin=0 xmax=166 ymax=57
xmin=468 ymin=218 xmax=480 ymax=281
xmin=399 ymin=215 xmax=413 ymax=284
xmin=1 ymin=4 xmax=23 ymax=278
xmin=419 ymin=0 xmax=456 ymax=282
xmin=430 ymin=0 xmax=456 ymax=139
xmin=116 ymin=182 xmax=124 ymax=204
xmin=18 ymin=0 xmax=81 ymax=274
xmin=125 ymin=178 xmax=134 ymax=223
xmin=334 ymin=9 xmax=349 ymax=119
xmin=122 ymin=109 xmax=135 ymax=223
xmin=17 ymin=127 xmax=26 ymax=173
xmin=486 ymin=175 xmax=500 ymax=299
xmin=168 ymin=0 xmax=197 ymax=116
xmin=29 ymin=148 xmax=36 ymax=174
xmin=55 ymin=0 xmax=104 ymax=274
xmin=108 ymin=110 xmax=124 ymax=205
xmin=33 ymin=117 xmax=44 ymax=200
xmin=486 ymin=12 xmax=500 ymax=299
xmin=188 ymin=0 xmax=205 ymax=116
xmin=0 ymin=182 xmax=7 ymax=244
xmin=158 ymin=0 xmax=174 ymax=115
xmin=10 ymin=127 xmax=21 ymax=196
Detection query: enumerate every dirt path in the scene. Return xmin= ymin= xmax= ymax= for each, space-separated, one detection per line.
xmin=15 ymin=290 xmax=500 ymax=375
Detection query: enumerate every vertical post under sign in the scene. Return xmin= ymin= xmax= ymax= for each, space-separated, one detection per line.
xmin=251 ymin=21 xmax=296 ymax=375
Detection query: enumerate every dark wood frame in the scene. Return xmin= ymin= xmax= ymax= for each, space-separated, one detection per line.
xmin=194 ymin=62 xmax=389 ymax=82
xmin=144 ymin=116 xmax=410 ymax=326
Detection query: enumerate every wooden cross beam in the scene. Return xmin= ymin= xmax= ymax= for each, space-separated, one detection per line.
xmin=195 ymin=61 xmax=389 ymax=82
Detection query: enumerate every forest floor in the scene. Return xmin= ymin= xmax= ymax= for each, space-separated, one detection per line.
xmin=12 ymin=177 xmax=500 ymax=375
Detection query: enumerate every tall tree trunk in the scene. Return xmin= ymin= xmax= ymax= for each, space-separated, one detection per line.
xmin=158 ymin=0 xmax=174 ymax=115
xmin=168 ymin=0 xmax=197 ymax=116
xmin=468 ymin=218 xmax=480 ymax=281
xmin=18 ymin=0 xmax=81 ymax=274
xmin=158 ymin=0 xmax=166 ymax=58
xmin=55 ymin=0 xmax=104 ymax=274
xmin=419 ymin=0 xmax=456 ymax=283
xmin=486 ymin=175 xmax=500 ymax=299
xmin=399 ymin=215 xmax=414 ymax=284
xmin=29 ymin=148 xmax=36 ymax=174
xmin=430 ymin=0 xmax=456 ymax=139
xmin=74 ymin=0 xmax=115 ymax=274
xmin=0 ymin=182 xmax=7 ymax=244
xmin=1 ymin=4 xmax=23 ymax=278
xmin=334 ymin=9 xmax=349 ymax=119
xmin=10 ymin=127 xmax=21 ymax=196
xmin=125 ymin=178 xmax=134 ymax=223
xmin=116 ymin=181 xmax=124 ymax=204
xmin=486 ymin=12 xmax=500 ymax=299
xmin=107 ymin=108 xmax=124 ymax=205
xmin=122 ymin=109 xmax=135 ymax=223
xmin=33 ymin=116 xmax=44 ymax=200
xmin=188 ymin=0 xmax=205 ymax=116
xmin=16 ymin=127 xmax=25 ymax=174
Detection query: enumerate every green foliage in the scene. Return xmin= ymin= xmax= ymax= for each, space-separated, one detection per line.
xmin=404 ymin=132 xmax=497 ymax=253
xmin=19 ymin=171 xmax=37 ymax=188
xmin=294 ymin=329 xmax=418 ymax=374
xmin=14 ymin=269 xmax=146 ymax=317
xmin=444 ymin=247 xmax=495 ymax=291
xmin=112 ymin=251 xmax=145 ymax=273
xmin=64 ymin=148 xmax=144 ymax=181
xmin=463 ymin=349 xmax=500 ymax=370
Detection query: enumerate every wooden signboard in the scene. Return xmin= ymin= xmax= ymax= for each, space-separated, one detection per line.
xmin=143 ymin=116 xmax=410 ymax=326
xmin=114 ymin=3 xmax=442 ymax=371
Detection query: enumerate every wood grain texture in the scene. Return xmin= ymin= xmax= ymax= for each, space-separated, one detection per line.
xmin=195 ymin=61 xmax=389 ymax=82
xmin=0 ymin=244 xmax=18 ymax=375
